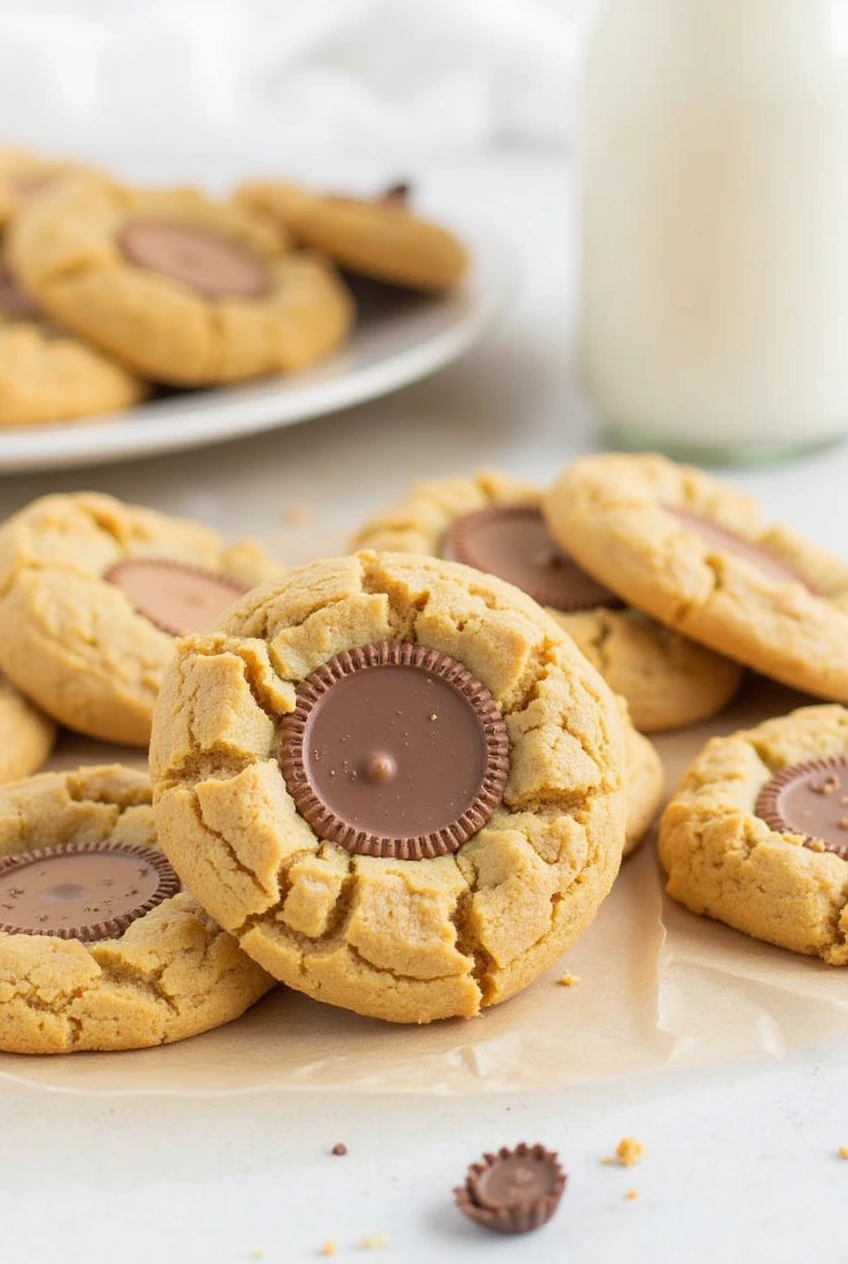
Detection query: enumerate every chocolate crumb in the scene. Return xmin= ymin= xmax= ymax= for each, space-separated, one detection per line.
xmin=331 ymin=1143 xmax=348 ymax=1156
xmin=615 ymin=1137 xmax=645 ymax=1167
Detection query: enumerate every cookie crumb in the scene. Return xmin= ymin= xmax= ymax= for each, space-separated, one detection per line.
xmin=320 ymin=1243 xmax=338 ymax=1258
xmin=615 ymin=1137 xmax=645 ymax=1167
xmin=625 ymin=1189 xmax=639 ymax=1201
xmin=331 ymin=1142 xmax=348 ymax=1156
xmin=838 ymin=1146 xmax=848 ymax=1160
xmin=250 ymin=1250 xmax=264 ymax=1260
xmin=557 ymin=972 xmax=580 ymax=987
xmin=358 ymin=1232 xmax=390 ymax=1250
xmin=601 ymin=1155 xmax=614 ymax=1166
xmin=286 ymin=503 xmax=313 ymax=526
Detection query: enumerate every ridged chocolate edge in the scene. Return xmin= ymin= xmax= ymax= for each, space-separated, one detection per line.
xmin=0 ymin=840 xmax=181 ymax=941
xmin=443 ymin=504 xmax=624 ymax=613
xmin=104 ymin=557 xmax=250 ymax=636
xmin=454 ymin=1143 xmax=567 ymax=1235
xmin=755 ymin=757 xmax=848 ymax=860
xmin=280 ymin=640 xmax=510 ymax=859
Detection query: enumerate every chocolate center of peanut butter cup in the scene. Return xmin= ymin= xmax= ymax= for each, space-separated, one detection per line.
xmin=442 ymin=505 xmax=621 ymax=612
xmin=756 ymin=758 xmax=848 ymax=857
xmin=105 ymin=558 xmax=249 ymax=636
xmin=119 ymin=218 xmax=271 ymax=299
xmin=667 ymin=507 xmax=806 ymax=587
xmin=0 ymin=841 xmax=179 ymax=940
xmin=280 ymin=641 xmax=510 ymax=859
xmin=472 ymin=1154 xmax=560 ymax=1209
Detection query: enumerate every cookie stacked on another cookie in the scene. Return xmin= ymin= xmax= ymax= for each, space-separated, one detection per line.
xmin=0 ymin=764 xmax=273 ymax=1053
xmin=8 ymin=176 xmax=354 ymax=386
xmin=151 ymin=552 xmax=628 ymax=1024
xmin=544 ymin=452 xmax=848 ymax=702
xmin=0 ymin=491 xmax=283 ymax=745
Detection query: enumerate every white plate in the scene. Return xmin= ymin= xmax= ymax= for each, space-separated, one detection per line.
xmin=0 ymin=232 xmax=514 ymax=473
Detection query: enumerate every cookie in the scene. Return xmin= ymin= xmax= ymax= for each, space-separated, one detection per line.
xmin=0 ymin=764 xmax=273 ymax=1053
xmin=0 ymin=673 xmax=55 ymax=782
xmin=659 ymin=705 xmax=848 ymax=964
xmin=0 ymin=145 xmax=90 ymax=229
xmin=8 ymin=175 xmax=354 ymax=385
xmin=544 ymin=453 xmax=848 ymax=703
xmin=0 ymin=492 xmax=282 ymax=746
xmin=234 ymin=179 xmax=468 ymax=293
xmin=623 ymin=718 xmax=663 ymax=857
xmin=0 ymin=312 xmax=146 ymax=426
xmin=150 ymin=552 xmax=628 ymax=1024
xmin=351 ymin=471 xmax=742 ymax=732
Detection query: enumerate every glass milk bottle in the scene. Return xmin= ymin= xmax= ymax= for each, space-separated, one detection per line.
xmin=580 ymin=0 xmax=848 ymax=463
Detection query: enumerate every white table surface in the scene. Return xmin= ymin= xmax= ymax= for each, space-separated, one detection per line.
xmin=2 ymin=154 xmax=847 ymax=1264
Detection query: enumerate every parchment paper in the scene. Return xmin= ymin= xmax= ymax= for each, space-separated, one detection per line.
xmin=1 ymin=677 xmax=845 ymax=1096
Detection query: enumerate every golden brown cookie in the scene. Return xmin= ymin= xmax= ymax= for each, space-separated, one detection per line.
xmin=8 ymin=175 xmax=354 ymax=385
xmin=0 ymin=764 xmax=273 ymax=1053
xmin=0 ymin=314 xmax=146 ymax=426
xmin=544 ymin=453 xmax=848 ymax=703
xmin=234 ymin=179 xmax=468 ymax=293
xmin=659 ymin=704 xmax=848 ymax=964
xmin=623 ymin=718 xmax=663 ymax=857
xmin=150 ymin=552 xmax=628 ymax=1024
xmin=0 ymin=146 xmax=92 ymax=229
xmin=0 ymin=492 xmax=282 ymax=746
xmin=0 ymin=673 xmax=55 ymax=782
xmin=351 ymin=470 xmax=742 ymax=732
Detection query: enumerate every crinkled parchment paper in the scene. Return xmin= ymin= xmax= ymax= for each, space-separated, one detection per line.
xmin=0 ymin=678 xmax=845 ymax=1096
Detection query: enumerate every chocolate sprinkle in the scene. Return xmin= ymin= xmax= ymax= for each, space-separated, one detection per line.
xmin=280 ymin=641 xmax=510 ymax=860
xmin=455 ymin=1143 xmax=567 ymax=1235
xmin=756 ymin=757 xmax=848 ymax=859
xmin=0 ymin=840 xmax=180 ymax=941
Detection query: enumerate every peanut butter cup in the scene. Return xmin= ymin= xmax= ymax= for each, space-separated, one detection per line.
xmin=119 ymin=219 xmax=271 ymax=299
xmin=756 ymin=757 xmax=848 ymax=858
xmin=0 ymin=840 xmax=179 ymax=940
xmin=280 ymin=640 xmax=510 ymax=859
xmin=442 ymin=505 xmax=622 ymax=612
xmin=667 ymin=507 xmax=807 ymax=587
xmin=105 ymin=558 xmax=249 ymax=636
xmin=455 ymin=1143 xmax=567 ymax=1235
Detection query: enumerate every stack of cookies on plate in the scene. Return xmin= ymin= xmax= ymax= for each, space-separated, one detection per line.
xmin=1 ymin=451 xmax=846 ymax=1058
xmin=0 ymin=146 xmax=468 ymax=428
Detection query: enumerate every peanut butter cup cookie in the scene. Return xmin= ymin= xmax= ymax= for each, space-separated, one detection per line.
xmin=8 ymin=175 xmax=353 ymax=385
xmin=0 ymin=492 xmax=281 ymax=746
xmin=0 ymin=145 xmax=91 ymax=229
xmin=351 ymin=471 xmax=741 ymax=732
xmin=151 ymin=552 xmax=627 ymax=1024
xmin=660 ymin=705 xmax=848 ymax=964
xmin=545 ymin=453 xmax=848 ymax=702
xmin=234 ymin=179 xmax=468 ymax=293
xmin=0 ymin=764 xmax=273 ymax=1053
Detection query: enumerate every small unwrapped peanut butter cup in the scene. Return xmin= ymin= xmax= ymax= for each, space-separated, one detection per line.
xmin=455 ymin=1143 xmax=567 ymax=1235
xmin=105 ymin=557 xmax=249 ymax=636
xmin=756 ymin=757 xmax=848 ymax=858
xmin=280 ymin=640 xmax=510 ymax=859
xmin=119 ymin=218 xmax=271 ymax=300
xmin=442 ymin=504 xmax=622 ymax=612
xmin=0 ymin=840 xmax=180 ymax=940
